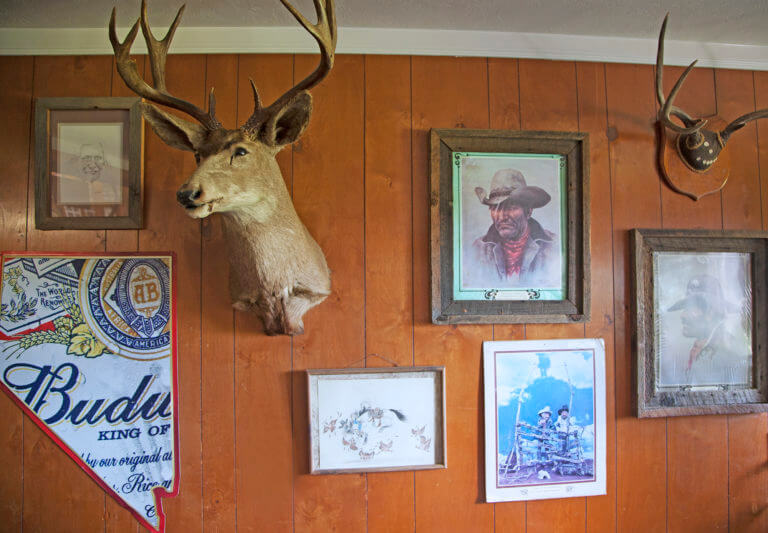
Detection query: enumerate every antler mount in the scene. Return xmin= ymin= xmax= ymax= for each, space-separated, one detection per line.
xmin=655 ymin=14 xmax=768 ymax=201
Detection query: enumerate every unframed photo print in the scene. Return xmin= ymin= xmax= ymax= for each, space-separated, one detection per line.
xmin=483 ymin=338 xmax=606 ymax=502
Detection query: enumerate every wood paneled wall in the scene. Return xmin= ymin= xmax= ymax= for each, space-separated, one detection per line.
xmin=1 ymin=53 xmax=767 ymax=533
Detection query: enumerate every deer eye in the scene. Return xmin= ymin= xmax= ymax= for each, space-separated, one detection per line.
xmin=234 ymin=147 xmax=248 ymax=157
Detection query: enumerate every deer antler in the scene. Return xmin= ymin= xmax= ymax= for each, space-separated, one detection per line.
xmin=109 ymin=0 xmax=220 ymax=130
xmin=655 ymin=13 xmax=707 ymax=135
xmin=243 ymin=0 xmax=337 ymax=132
xmin=655 ymin=12 xmax=768 ymax=188
xmin=720 ymin=109 xmax=768 ymax=142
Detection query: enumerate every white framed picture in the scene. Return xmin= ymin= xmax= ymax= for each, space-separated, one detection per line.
xmin=483 ymin=338 xmax=606 ymax=502
xmin=307 ymin=367 xmax=446 ymax=474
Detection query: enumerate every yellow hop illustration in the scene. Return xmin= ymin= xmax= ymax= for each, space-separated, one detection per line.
xmin=53 ymin=316 xmax=75 ymax=333
xmin=67 ymin=324 xmax=107 ymax=358
xmin=3 ymin=266 xmax=25 ymax=294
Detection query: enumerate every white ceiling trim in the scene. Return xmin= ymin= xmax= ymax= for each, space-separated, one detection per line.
xmin=1 ymin=26 xmax=766 ymax=71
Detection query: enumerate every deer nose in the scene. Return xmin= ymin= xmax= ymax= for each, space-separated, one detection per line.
xmin=176 ymin=188 xmax=202 ymax=207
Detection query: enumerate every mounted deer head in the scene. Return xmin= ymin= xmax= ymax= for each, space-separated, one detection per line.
xmin=655 ymin=13 xmax=768 ymax=200
xmin=109 ymin=0 xmax=336 ymax=335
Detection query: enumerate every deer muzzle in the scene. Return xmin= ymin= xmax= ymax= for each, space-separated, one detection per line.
xmin=176 ymin=187 xmax=202 ymax=208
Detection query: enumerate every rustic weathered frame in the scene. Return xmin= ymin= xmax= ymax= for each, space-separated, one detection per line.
xmin=34 ymin=97 xmax=143 ymax=230
xmin=306 ymin=366 xmax=447 ymax=474
xmin=632 ymin=229 xmax=768 ymax=417
xmin=429 ymin=129 xmax=590 ymax=324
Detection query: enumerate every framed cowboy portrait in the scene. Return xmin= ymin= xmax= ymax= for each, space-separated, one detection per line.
xmin=34 ymin=97 xmax=143 ymax=230
xmin=632 ymin=229 xmax=768 ymax=417
xmin=429 ymin=129 xmax=589 ymax=324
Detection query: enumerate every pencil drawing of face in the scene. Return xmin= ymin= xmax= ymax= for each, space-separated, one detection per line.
xmin=79 ymin=143 xmax=105 ymax=181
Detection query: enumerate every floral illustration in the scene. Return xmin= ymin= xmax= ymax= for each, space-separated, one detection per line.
xmin=0 ymin=292 xmax=38 ymax=323
xmin=3 ymin=266 xmax=29 ymax=294
xmin=2 ymin=287 xmax=111 ymax=360
xmin=66 ymin=323 xmax=108 ymax=357
xmin=322 ymin=402 xmax=431 ymax=461
xmin=411 ymin=425 xmax=432 ymax=452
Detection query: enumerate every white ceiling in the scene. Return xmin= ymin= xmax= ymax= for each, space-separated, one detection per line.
xmin=1 ymin=0 xmax=766 ymax=45
xmin=1 ymin=0 xmax=767 ymax=69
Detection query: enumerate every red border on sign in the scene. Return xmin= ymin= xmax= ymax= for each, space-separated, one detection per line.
xmin=0 ymin=251 xmax=180 ymax=533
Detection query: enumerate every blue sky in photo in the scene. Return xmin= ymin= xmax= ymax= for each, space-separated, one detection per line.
xmin=496 ymin=350 xmax=595 ymax=457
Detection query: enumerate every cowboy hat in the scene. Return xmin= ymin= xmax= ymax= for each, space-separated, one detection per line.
xmin=474 ymin=168 xmax=551 ymax=208
xmin=557 ymin=405 xmax=569 ymax=415
xmin=668 ymin=274 xmax=738 ymax=313
xmin=537 ymin=406 xmax=552 ymax=416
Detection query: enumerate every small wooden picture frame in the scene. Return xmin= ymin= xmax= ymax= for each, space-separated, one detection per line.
xmin=34 ymin=97 xmax=143 ymax=230
xmin=632 ymin=229 xmax=768 ymax=417
xmin=429 ymin=129 xmax=589 ymax=324
xmin=307 ymin=367 xmax=447 ymax=474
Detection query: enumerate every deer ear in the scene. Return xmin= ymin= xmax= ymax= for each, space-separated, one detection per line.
xmin=140 ymin=102 xmax=207 ymax=152
xmin=259 ymin=92 xmax=312 ymax=148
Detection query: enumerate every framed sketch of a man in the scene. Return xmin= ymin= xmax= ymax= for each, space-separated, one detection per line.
xmin=430 ymin=130 xmax=589 ymax=324
xmin=633 ymin=229 xmax=768 ymax=417
xmin=35 ymin=97 xmax=143 ymax=230
xmin=58 ymin=137 xmax=122 ymax=206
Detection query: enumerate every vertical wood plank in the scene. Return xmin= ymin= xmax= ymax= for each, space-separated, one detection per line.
xmin=518 ymin=59 xmax=585 ymax=533
xmin=199 ymin=53 xmax=238 ymax=533
xmin=717 ymin=69 xmax=768 ymax=533
xmin=105 ymin=53 xmax=143 ymax=533
xmin=518 ymin=58 xmax=584 ymax=352
xmin=27 ymin=56 xmax=113 ymax=252
xmin=488 ymin=56 xmax=526 ymax=533
xmin=759 ymin=71 xmax=768 ymax=232
xmin=364 ymin=54 xmax=416 ymax=533
xmin=0 ymin=56 xmax=33 ymax=252
xmin=489 ymin=58 xmax=521 ymax=132
xmin=717 ymin=69 xmax=762 ymax=231
xmin=659 ymin=65 xmax=729 ymax=533
xmin=411 ymin=55 xmax=493 ymax=533
xmin=22 ymin=55 xmax=111 ymax=533
xmin=137 ymin=54 xmax=206 ymax=533
xmin=519 ymin=59 xmax=580 ymax=131
xmin=488 ymin=56 xmax=526 ymax=361
xmin=291 ymin=54 xmax=367 ymax=533
xmin=518 ymin=58 xmax=583 ymax=344
xmin=106 ymin=55 xmax=143 ymax=254
xmin=605 ymin=63 xmax=666 ymax=533
xmin=233 ymin=53 xmax=295 ymax=532
xmin=658 ymin=67 xmax=721 ymax=228
xmin=577 ymin=61 xmax=617 ymax=533
xmin=0 ymin=55 xmax=34 ymax=533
